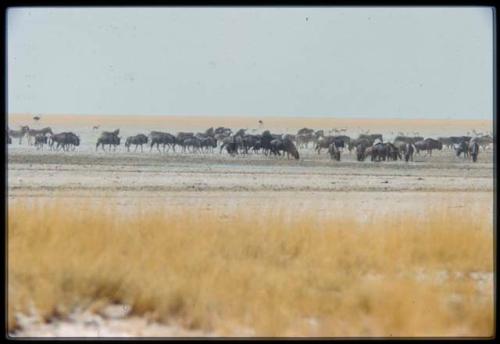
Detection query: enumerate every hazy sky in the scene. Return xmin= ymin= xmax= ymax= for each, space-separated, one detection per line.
xmin=7 ymin=7 xmax=494 ymax=119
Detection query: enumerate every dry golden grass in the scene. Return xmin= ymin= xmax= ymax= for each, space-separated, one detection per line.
xmin=8 ymin=200 xmax=493 ymax=337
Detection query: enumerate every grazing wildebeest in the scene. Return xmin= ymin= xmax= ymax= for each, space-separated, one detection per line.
xmin=125 ymin=134 xmax=148 ymax=152
xmin=269 ymin=138 xmax=300 ymax=160
xmin=27 ymin=127 xmax=53 ymax=145
xmin=454 ymin=141 xmax=469 ymax=159
xmin=149 ymin=131 xmax=176 ymax=153
xmin=49 ymin=132 xmax=80 ymax=151
xmin=468 ymin=139 xmax=480 ymax=162
xmin=9 ymin=126 xmax=30 ymax=144
xmin=96 ymin=129 xmax=121 ymax=151
xmin=414 ymin=138 xmax=443 ymax=156
xmin=328 ymin=142 xmax=341 ymax=161
xmin=34 ymin=134 xmax=48 ymax=150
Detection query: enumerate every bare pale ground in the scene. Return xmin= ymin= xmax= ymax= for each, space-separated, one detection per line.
xmin=7 ymin=115 xmax=494 ymax=337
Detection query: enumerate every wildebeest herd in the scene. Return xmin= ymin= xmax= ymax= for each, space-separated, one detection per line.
xmin=6 ymin=125 xmax=494 ymax=163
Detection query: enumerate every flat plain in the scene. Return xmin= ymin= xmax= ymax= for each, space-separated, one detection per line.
xmin=7 ymin=115 xmax=494 ymax=337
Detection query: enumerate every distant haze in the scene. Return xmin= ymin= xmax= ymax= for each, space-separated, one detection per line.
xmin=7 ymin=7 xmax=494 ymax=119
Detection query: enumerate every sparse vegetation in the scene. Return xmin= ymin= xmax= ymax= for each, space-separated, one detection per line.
xmin=8 ymin=200 xmax=493 ymax=337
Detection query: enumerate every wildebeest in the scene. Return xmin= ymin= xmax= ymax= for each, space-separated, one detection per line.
xmin=397 ymin=142 xmax=415 ymax=162
xmin=454 ymin=141 xmax=469 ymax=159
xmin=125 ymin=134 xmax=148 ymax=152
xmin=349 ymin=138 xmax=371 ymax=152
xmin=49 ymin=132 xmax=80 ymax=151
xmin=354 ymin=143 xmax=368 ymax=161
xmin=474 ymin=135 xmax=494 ymax=151
xmin=394 ymin=136 xmax=423 ymax=145
xmin=9 ymin=126 xmax=30 ymax=144
xmin=176 ymin=132 xmax=195 ymax=151
xmin=358 ymin=134 xmax=383 ymax=146
xmin=386 ymin=142 xmax=402 ymax=161
xmin=468 ymin=139 xmax=480 ymax=162
xmin=370 ymin=143 xmax=390 ymax=162
xmin=27 ymin=127 xmax=53 ymax=145
xmin=315 ymin=136 xmax=346 ymax=155
xmin=180 ymin=137 xmax=202 ymax=153
xmin=96 ymin=129 xmax=120 ymax=151
xmin=269 ymin=138 xmax=300 ymax=160
xmin=149 ymin=131 xmax=176 ymax=152
xmin=34 ymin=135 xmax=48 ymax=150
xmin=414 ymin=138 xmax=443 ymax=156
xmin=328 ymin=142 xmax=341 ymax=161
xmin=200 ymin=137 xmax=217 ymax=153
xmin=296 ymin=132 xmax=315 ymax=149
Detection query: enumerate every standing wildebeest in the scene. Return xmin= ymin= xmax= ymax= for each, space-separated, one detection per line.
xmin=349 ymin=138 xmax=370 ymax=152
xmin=200 ymin=137 xmax=217 ymax=153
xmin=49 ymin=132 xmax=80 ymax=151
xmin=176 ymin=132 xmax=194 ymax=151
xmin=395 ymin=141 xmax=415 ymax=162
xmin=27 ymin=127 xmax=53 ymax=145
xmin=358 ymin=134 xmax=383 ymax=146
xmin=269 ymin=138 xmax=300 ymax=160
xmin=316 ymin=136 xmax=346 ymax=155
xmin=34 ymin=135 xmax=48 ymax=150
xmin=468 ymin=139 xmax=480 ymax=162
xmin=296 ymin=132 xmax=315 ymax=149
xmin=414 ymin=138 xmax=443 ymax=156
xmin=9 ymin=126 xmax=30 ymax=144
xmin=474 ymin=135 xmax=494 ymax=151
xmin=328 ymin=142 xmax=341 ymax=161
xmin=385 ymin=142 xmax=402 ymax=161
xmin=370 ymin=143 xmax=390 ymax=162
xmin=454 ymin=141 xmax=469 ymax=159
xmin=96 ymin=129 xmax=121 ymax=151
xmin=125 ymin=134 xmax=148 ymax=152
xmin=394 ymin=136 xmax=423 ymax=145
xmin=354 ymin=142 xmax=370 ymax=161
xmin=181 ymin=137 xmax=202 ymax=153
xmin=149 ymin=131 xmax=176 ymax=152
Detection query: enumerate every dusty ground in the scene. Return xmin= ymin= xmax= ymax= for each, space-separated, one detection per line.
xmin=7 ymin=116 xmax=494 ymax=337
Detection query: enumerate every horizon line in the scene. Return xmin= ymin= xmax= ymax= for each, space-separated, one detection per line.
xmin=7 ymin=113 xmax=493 ymax=121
